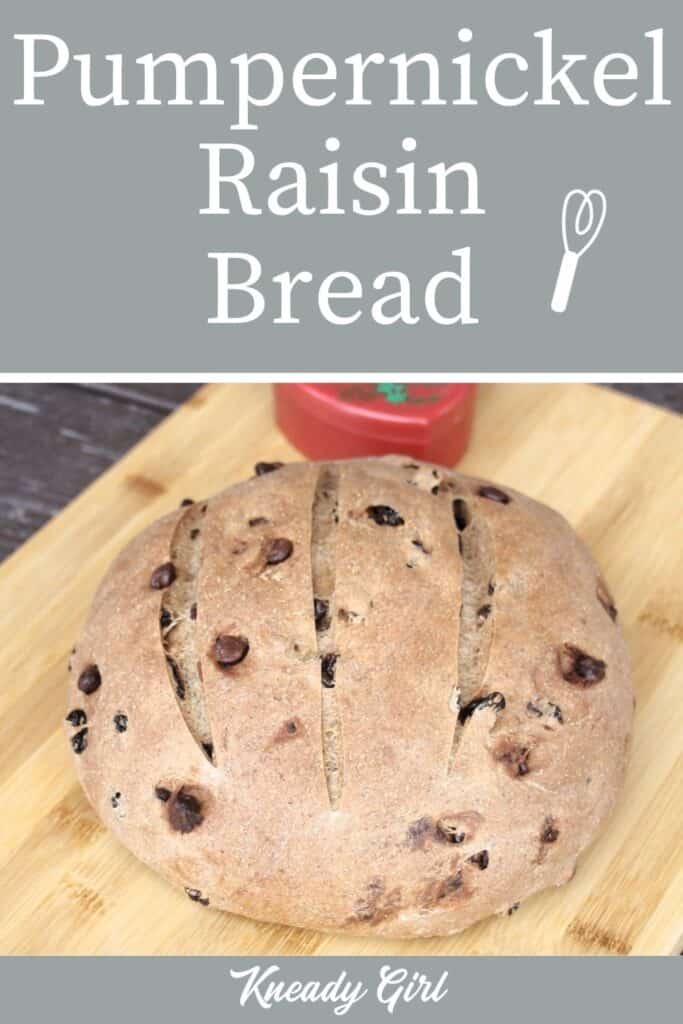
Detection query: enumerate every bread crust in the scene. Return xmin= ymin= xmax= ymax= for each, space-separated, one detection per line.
xmin=66 ymin=457 xmax=632 ymax=937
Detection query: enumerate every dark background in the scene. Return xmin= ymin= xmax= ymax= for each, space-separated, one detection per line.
xmin=0 ymin=382 xmax=680 ymax=563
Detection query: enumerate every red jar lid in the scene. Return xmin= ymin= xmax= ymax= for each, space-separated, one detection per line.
xmin=275 ymin=383 xmax=477 ymax=466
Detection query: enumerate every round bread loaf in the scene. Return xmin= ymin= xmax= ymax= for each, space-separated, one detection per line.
xmin=65 ymin=457 xmax=632 ymax=937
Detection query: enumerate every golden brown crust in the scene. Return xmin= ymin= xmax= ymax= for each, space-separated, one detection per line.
xmin=66 ymin=457 xmax=632 ymax=937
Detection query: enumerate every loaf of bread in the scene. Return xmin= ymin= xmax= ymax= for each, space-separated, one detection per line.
xmin=65 ymin=457 xmax=632 ymax=937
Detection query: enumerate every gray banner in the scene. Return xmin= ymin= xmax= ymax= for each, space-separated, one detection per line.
xmin=2 ymin=957 xmax=681 ymax=1022
xmin=1 ymin=0 xmax=680 ymax=371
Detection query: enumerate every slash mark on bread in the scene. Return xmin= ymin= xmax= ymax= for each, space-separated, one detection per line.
xmin=312 ymin=466 xmax=343 ymax=809
xmin=160 ymin=503 xmax=215 ymax=763
xmin=448 ymin=492 xmax=498 ymax=773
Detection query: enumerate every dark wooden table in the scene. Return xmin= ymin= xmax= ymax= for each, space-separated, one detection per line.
xmin=0 ymin=382 xmax=680 ymax=564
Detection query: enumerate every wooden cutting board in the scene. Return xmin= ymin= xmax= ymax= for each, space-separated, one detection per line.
xmin=0 ymin=383 xmax=681 ymax=956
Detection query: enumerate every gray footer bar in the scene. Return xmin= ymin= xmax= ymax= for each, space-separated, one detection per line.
xmin=2 ymin=956 xmax=680 ymax=1023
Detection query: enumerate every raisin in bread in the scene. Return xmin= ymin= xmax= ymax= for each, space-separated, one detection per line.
xmin=65 ymin=457 xmax=632 ymax=937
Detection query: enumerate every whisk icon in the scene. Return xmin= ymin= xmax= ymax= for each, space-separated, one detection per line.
xmin=551 ymin=189 xmax=607 ymax=313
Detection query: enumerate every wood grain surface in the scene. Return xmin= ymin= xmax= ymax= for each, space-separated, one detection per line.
xmin=0 ymin=383 xmax=681 ymax=955
xmin=0 ymin=382 xmax=680 ymax=564
xmin=0 ymin=384 xmax=196 ymax=561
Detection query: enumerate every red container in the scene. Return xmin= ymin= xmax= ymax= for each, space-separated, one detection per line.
xmin=275 ymin=383 xmax=477 ymax=466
